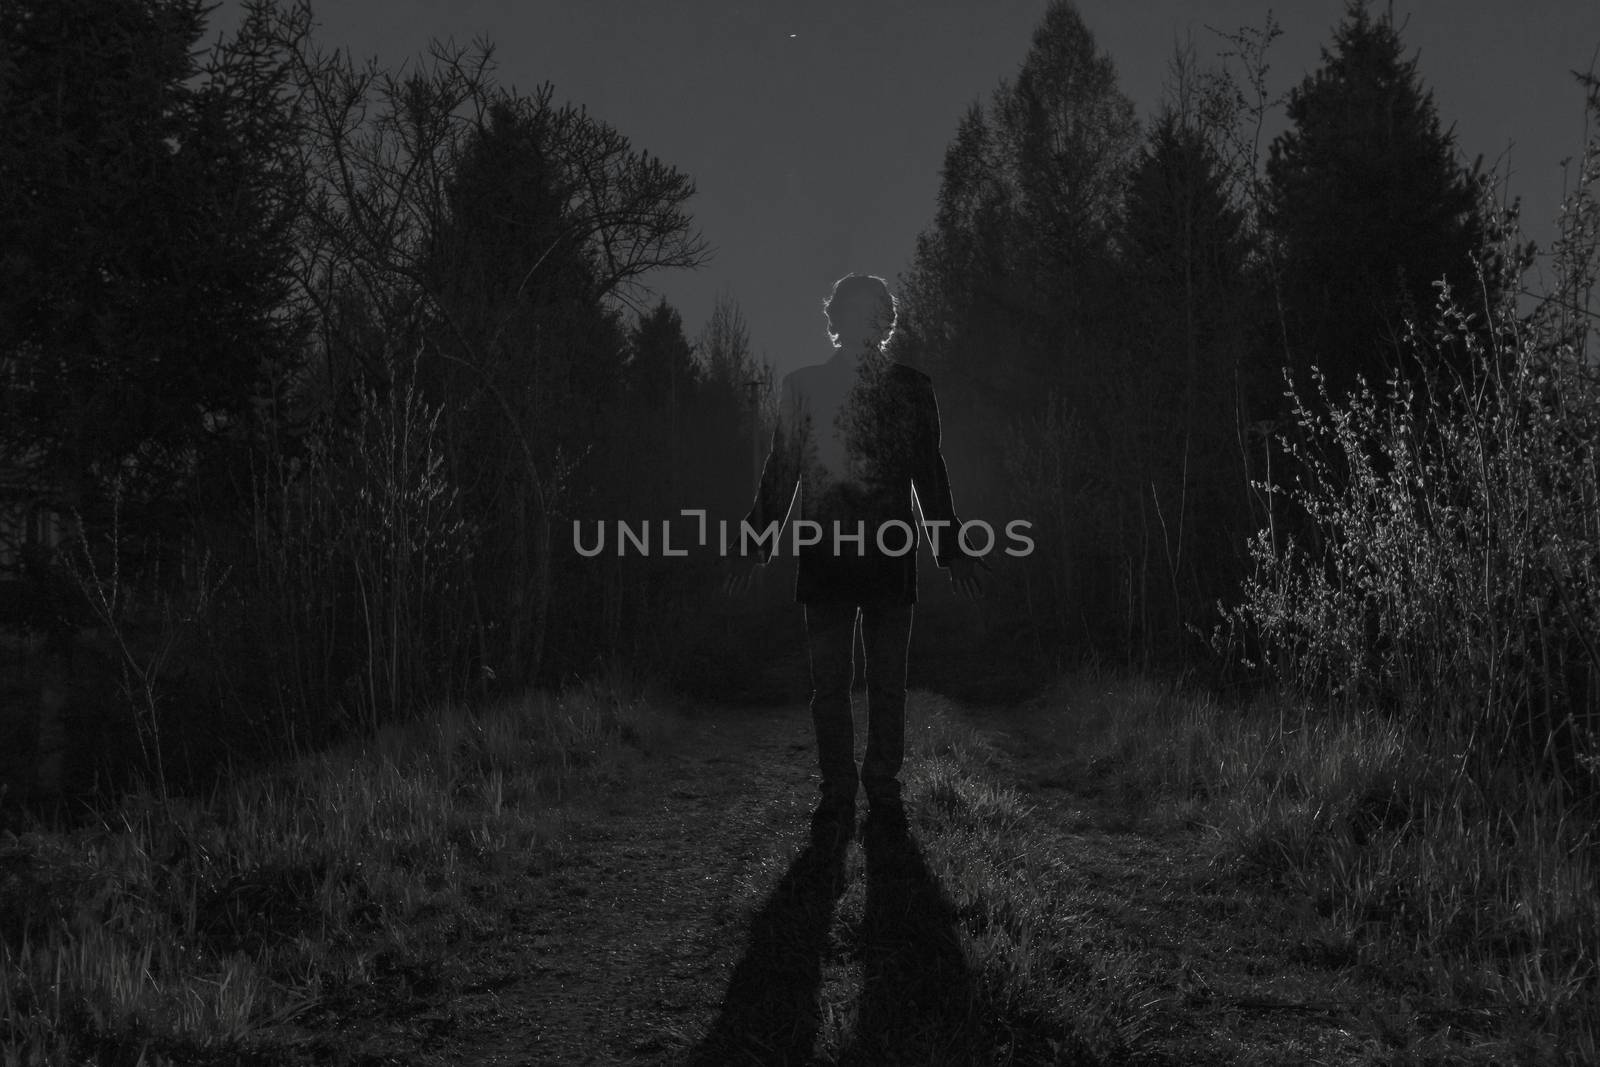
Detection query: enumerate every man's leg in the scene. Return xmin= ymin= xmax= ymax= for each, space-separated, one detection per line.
xmin=860 ymin=602 xmax=914 ymax=806
xmin=804 ymin=601 xmax=861 ymax=806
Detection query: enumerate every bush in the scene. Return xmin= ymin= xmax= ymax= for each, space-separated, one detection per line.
xmin=1236 ymin=77 xmax=1600 ymax=793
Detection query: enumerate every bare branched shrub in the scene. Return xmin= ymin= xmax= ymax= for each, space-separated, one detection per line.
xmin=279 ymin=32 xmax=706 ymax=693
xmin=247 ymin=341 xmax=470 ymax=738
xmin=66 ymin=485 xmax=231 ymax=799
xmin=1237 ymin=79 xmax=1600 ymax=789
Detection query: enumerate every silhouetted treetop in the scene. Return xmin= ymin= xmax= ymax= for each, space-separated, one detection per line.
xmin=0 ymin=0 xmax=308 ymax=526
xmin=1265 ymin=0 xmax=1493 ymax=402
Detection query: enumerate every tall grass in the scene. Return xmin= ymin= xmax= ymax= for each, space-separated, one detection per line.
xmin=0 ymin=674 xmax=662 ymax=1065
xmin=1053 ymin=670 xmax=1600 ymax=1059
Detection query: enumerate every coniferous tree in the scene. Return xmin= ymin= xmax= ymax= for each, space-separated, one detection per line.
xmin=0 ymin=0 xmax=308 ymax=540
xmin=627 ymin=300 xmax=700 ymax=404
xmin=1121 ymin=110 xmax=1259 ymax=650
xmin=622 ymin=299 xmax=699 ymax=515
xmin=1264 ymin=0 xmax=1494 ymax=404
xmin=897 ymin=0 xmax=1137 ymax=501
xmin=695 ymin=293 xmax=770 ymax=512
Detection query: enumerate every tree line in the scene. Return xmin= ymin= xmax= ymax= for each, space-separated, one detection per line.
xmin=894 ymin=1 xmax=1506 ymax=671
xmin=2 ymin=0 xmax=1594 ymax=794
xmin=0 ymin=0 xmax=766 ymax=789
xmin=894 ymin=0 xmax=1597 ymax=789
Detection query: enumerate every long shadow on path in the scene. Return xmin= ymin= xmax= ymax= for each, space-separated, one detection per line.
xmin=687 ymin=807 xmax=1038 ymax=1066
xmin=835 ymin=807 xmax=994 ymax=1065
xmin=684 ymin=832 xmax=847 ymax=1066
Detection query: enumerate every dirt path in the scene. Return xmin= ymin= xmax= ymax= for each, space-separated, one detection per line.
xmin=447 ymin=704 xmax=827 ymax=1066
xmin=363 ymin=698 xmax=1383 ymax=1067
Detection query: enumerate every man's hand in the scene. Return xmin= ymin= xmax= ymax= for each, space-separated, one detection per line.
xmin=947 ymin=554 xmax=985 ymax=601
xmin=724 ymin=556 xmax=763 ymax=597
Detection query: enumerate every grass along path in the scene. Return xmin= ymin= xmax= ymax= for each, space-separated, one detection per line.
xmin=6 ymin=680 xmax=1586 ymax=1064
xmin=437 ymin=692 xmax=1418 ymax=1066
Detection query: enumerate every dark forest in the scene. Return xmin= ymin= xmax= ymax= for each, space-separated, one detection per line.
xmin=3 ymin=0 xmax=1598 ymax=1062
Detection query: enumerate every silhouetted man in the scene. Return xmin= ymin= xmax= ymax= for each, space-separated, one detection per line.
xmin=730 ymin=273 xmax=981 ymax=843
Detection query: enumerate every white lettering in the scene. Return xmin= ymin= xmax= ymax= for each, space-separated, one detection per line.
xmin=617 ymin=520 xmax=649 ymax=556
xmin=572 ymin=520 xmax=605 ymax=558
xmin=876 ymin=519 xmax=915 ymax=557
xmin=660 ymin=520 xmax=687 ymax=557
xmin=834 ymin=521 xmax=866 ymax=555
xmin=1005 ymin=519 xmax=1035 ymax=557
xmin=959 ymin=519 xmax=995 ymax=557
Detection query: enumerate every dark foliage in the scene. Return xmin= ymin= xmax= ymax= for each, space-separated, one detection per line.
xmin=0 ymin=0 xmax=306 ymax=538
xmin=1264 ymin=0 xmax=1498 ymax=406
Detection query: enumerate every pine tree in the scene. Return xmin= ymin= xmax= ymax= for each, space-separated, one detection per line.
xmin=1123 ymin=110 xmax=1258 ymax=601
xmin=1264 ymin=0 xmax=1493 ymax=404
xmin=0 ymin=0 xmax=307 ymax=530
xmin=694 ymin=293 xmax=769 ymax=514
xmin=895 ymin=0 xmax=1139 ymax=651
xmin=896 ymin=0 xmax=1137 ymax=494
xmin=627 ymin=300 xmax=700 ymax=403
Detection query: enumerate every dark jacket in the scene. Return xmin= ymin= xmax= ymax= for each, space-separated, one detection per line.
xmin=742 ymin=354 xmax=966 ymax=605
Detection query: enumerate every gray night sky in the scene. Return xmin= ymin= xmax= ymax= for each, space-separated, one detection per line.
xmin=214 ymin=1 xmax=1600 ymax=378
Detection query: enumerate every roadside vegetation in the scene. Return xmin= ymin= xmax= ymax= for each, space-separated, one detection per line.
xmin=0 ymin=674 xmax=667 ymax=1066
xmin=5 ymin=2 xmax=1600 ymax=1064
xmin=1030 ymin=674 xmax=1598 ymax=1064
xmin=883 ymin=63 xmax=1600 ymax=1067
xmin=8 ymin=672 xmax=1593 ymax=1065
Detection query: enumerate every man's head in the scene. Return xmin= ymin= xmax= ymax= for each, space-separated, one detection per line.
xmin=823 ymin=273 xmax=897 ymax=352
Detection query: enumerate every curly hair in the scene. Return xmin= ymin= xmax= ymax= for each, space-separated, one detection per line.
xmin=822 ymin=273 xmax=898 ymax=348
